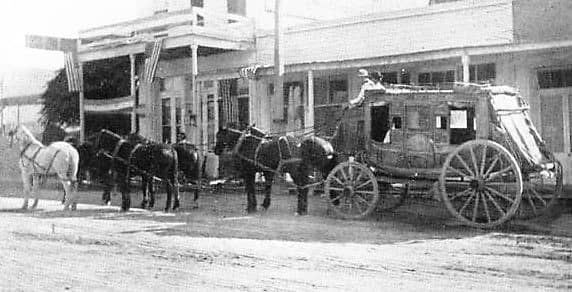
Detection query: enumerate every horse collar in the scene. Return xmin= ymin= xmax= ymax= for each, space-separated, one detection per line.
xmin=112 ymin=138 xmax=127 ymax=158
xmin=231 ymin=131 xmax=248 ymax=155
xmin=19 ymin=141 xmax=34 ymax=158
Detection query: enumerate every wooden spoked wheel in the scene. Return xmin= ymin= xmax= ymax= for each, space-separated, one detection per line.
xmin=325 ymin=161 xmax=380 ymax=219
xmin=517 ymin=161 xmax=563 ymax=219
xmin=439 ymin=140 xmax=523 ymax=228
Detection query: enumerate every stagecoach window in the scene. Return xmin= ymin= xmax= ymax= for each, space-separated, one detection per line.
xmin=392 ymin=117 xmax=402 ymax=129
xmin=382 ymin=72 xmax=397 ymax=84
xmin=449 ymin=107 xmax=476 ymax=145
xmin=371 ymin=105 xmax=391 ymax=143
xmin=436 ymin=116 xmax=447 ymax=129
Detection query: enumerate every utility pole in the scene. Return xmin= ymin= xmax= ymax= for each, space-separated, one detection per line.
xmin=274 ymin=0 xmax=284 ymax=130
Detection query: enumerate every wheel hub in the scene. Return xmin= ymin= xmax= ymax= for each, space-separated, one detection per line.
xmin=343 ymin=186 xmax=354 ymax=197
xmin=470 ymin=179 xmax=486 ymax=191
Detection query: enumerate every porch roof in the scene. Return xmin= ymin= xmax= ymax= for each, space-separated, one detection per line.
xmin=78 ymin=7 xmax=255 ymax=63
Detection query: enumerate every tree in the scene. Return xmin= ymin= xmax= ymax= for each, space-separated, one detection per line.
xmin=41 ymin=69 xmax=79 ymax=126
xmin=40 ymin=57 xmax=131 ymax=127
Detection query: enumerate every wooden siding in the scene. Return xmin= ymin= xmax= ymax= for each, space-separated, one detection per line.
xmin=255 ymin=0 xmax=514 ymax=66
xmin=513 ymin=0 xmax=572 ymax=43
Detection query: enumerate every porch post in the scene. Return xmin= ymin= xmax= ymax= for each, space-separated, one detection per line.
xmin=274 ymin=0 xmax=284 ymax=133
xmin=306 ymin=70 xmax=314 ymax=134
xmin=78 ymin=62 xmax=85 ymax=143
xmin=130 ymin=54 xmax=137 ymax=133
xmin=190 ymin=44 xmax=200 ymax=148
xmin=462 ymin=53 xmax=470 ymax=83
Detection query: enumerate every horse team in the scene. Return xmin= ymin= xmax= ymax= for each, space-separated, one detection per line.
xmin=7 ymin=124 xmax=338 ymax=216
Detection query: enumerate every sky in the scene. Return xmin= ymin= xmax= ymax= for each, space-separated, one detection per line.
xmin=0 ymin=0 xmax=137 ymax=71
xmin=0 ymin=0 xmax=428 ymax=72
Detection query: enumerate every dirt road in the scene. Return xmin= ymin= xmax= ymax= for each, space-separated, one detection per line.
xmin=1 ymin=187 xmax=571 ymax=292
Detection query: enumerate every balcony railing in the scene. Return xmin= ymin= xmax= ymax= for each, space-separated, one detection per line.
xmin=79 ymin=7 xmax=255 ymax=50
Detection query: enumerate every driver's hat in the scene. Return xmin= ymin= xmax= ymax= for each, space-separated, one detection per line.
xmin=358 ymin=69 xmax=369 ymax=77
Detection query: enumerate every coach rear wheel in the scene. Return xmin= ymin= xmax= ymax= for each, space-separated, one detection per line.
xmin=439 ymin=140 xmax=523 ymax=228
xmin=325 ymin=161 xmax=380 ymax=219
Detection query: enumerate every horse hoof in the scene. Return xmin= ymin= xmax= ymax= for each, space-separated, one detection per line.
xmin=295 ymin=212 xmax=308 ymax=216
xmin=246 ymin=208 xmax=257 ymax=214
xmin=71 ymin=203 xmax=77 ymax=211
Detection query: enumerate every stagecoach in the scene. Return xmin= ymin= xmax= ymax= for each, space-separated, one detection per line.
xmin=323 ymin=84 xmax=562 ymax=228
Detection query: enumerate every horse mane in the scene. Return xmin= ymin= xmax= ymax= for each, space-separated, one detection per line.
xmin=19 ymin=125 xmax=44 ymax=147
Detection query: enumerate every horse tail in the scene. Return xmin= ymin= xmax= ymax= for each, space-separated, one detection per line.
xmin=171 ymin=145 xmax=179 ymax=184
xmin=68 ymin=147 xmax=80 ymax=187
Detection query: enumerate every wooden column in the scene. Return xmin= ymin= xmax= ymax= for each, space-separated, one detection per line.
xmin=274 ymin=0 xmax=284 ymax=133
xmin=462 ymin=53 xmax=470 ymax=83
xmin=78 ymin=62 xmax=85 ymax=143
xmin=306 ymin=70 xmax=314 ymax=134
xmin=170 ymin=96 xmax=177 ymax=143
xmin=563 ymin=95 xmax=570 ymax=153
xmin=130 ymin=54 xmax=137 ymax=133
xmin=190 ymin=44 xmax=200 ymax=147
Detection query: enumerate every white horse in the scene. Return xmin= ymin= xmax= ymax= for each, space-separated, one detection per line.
xmin=8 ymin=125 xmax=80 ymax=210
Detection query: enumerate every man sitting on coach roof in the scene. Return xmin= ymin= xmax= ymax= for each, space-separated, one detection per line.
xmin=348 ymin=69 xmax=386 ymax=108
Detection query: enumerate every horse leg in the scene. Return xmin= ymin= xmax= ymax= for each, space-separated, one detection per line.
xmin=292 ymin=165 xmax=310 ymax=216
xmin=119 ymin=180 xmax=131 ymax=212
xmin=140 ymin=176 xmax=148 ymax=209
xmin=148 ymin=178 xmax=155 ymax=209
xmin=21 ymin=172 xmax=32 ymax=210
xmin=29 ymin=174 xmax=42 ymax=210
xmin=171 ymin=181 xmax=180 ymax=211
xmin=101 ymin=172 xmax=112 ymax=205
xmin=164 ymin=181 xmax=172 ymax=212
xmin=261 ymin=172 xmax=274 ymax=210
xmin=62 ymin=178 xmax=77 ymax=211
xmin=191 ymin=182 xmax=200 ymax=209
xmin=244 ymin=172 xmax=257 ymax=213
xmin=172 ymin=176 xmax=180 ymax=211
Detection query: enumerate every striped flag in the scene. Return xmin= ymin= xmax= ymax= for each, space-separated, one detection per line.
xmin=64 ymin=52 xmax=83 ymax=92
xmin=143 ymin=39 xmax=163 ymax=83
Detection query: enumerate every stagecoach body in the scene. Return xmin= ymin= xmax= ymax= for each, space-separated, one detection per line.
xmin=324 ymin=84 xmax=562 ymax=228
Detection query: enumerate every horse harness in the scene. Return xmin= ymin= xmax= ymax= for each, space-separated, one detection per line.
xmin=19 ymin=141 xmax=62 ymax=177
xmin=231 ymin=129 xmax=307 ymax=182
xmin=99 ymin=138 xmax=168 ymax=183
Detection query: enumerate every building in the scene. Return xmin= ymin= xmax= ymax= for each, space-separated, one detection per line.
xmin=73 ymin=0 xmax=572 ymax=181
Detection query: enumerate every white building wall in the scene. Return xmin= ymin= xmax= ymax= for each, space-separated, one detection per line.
xmin=255 ymin=0 xmax=513 ymax=66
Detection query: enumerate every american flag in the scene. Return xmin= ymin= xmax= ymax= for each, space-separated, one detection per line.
xmin=143 ymin=39 xmax=163 ymax=83
xmin=64 ymin=52 xmax=83 ymax=92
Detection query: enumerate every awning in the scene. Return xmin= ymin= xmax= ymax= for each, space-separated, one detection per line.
xmin=85 ymin=96 xmax=133 ymax=113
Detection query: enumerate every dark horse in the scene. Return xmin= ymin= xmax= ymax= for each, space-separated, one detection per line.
xmin=91 ymin=129 xmax=180 ymax=211
xmin=214 ymin=125 xmax=337 ymax=215
xmin=126 ymin=133 xmax=202 ymax=207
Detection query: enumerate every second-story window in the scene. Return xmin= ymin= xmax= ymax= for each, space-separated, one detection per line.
xmin=228 ymin=0 xmax=246 ymax=16
xmin=191 ymin=0 xmax=204 ymax=8
xmin=418 ymin=70 xmax=455 ymax=86
xmin=469 ymin=63 xmax=496 ymax=84
xmin=537 ymin=67 xmax=572 ymax=89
